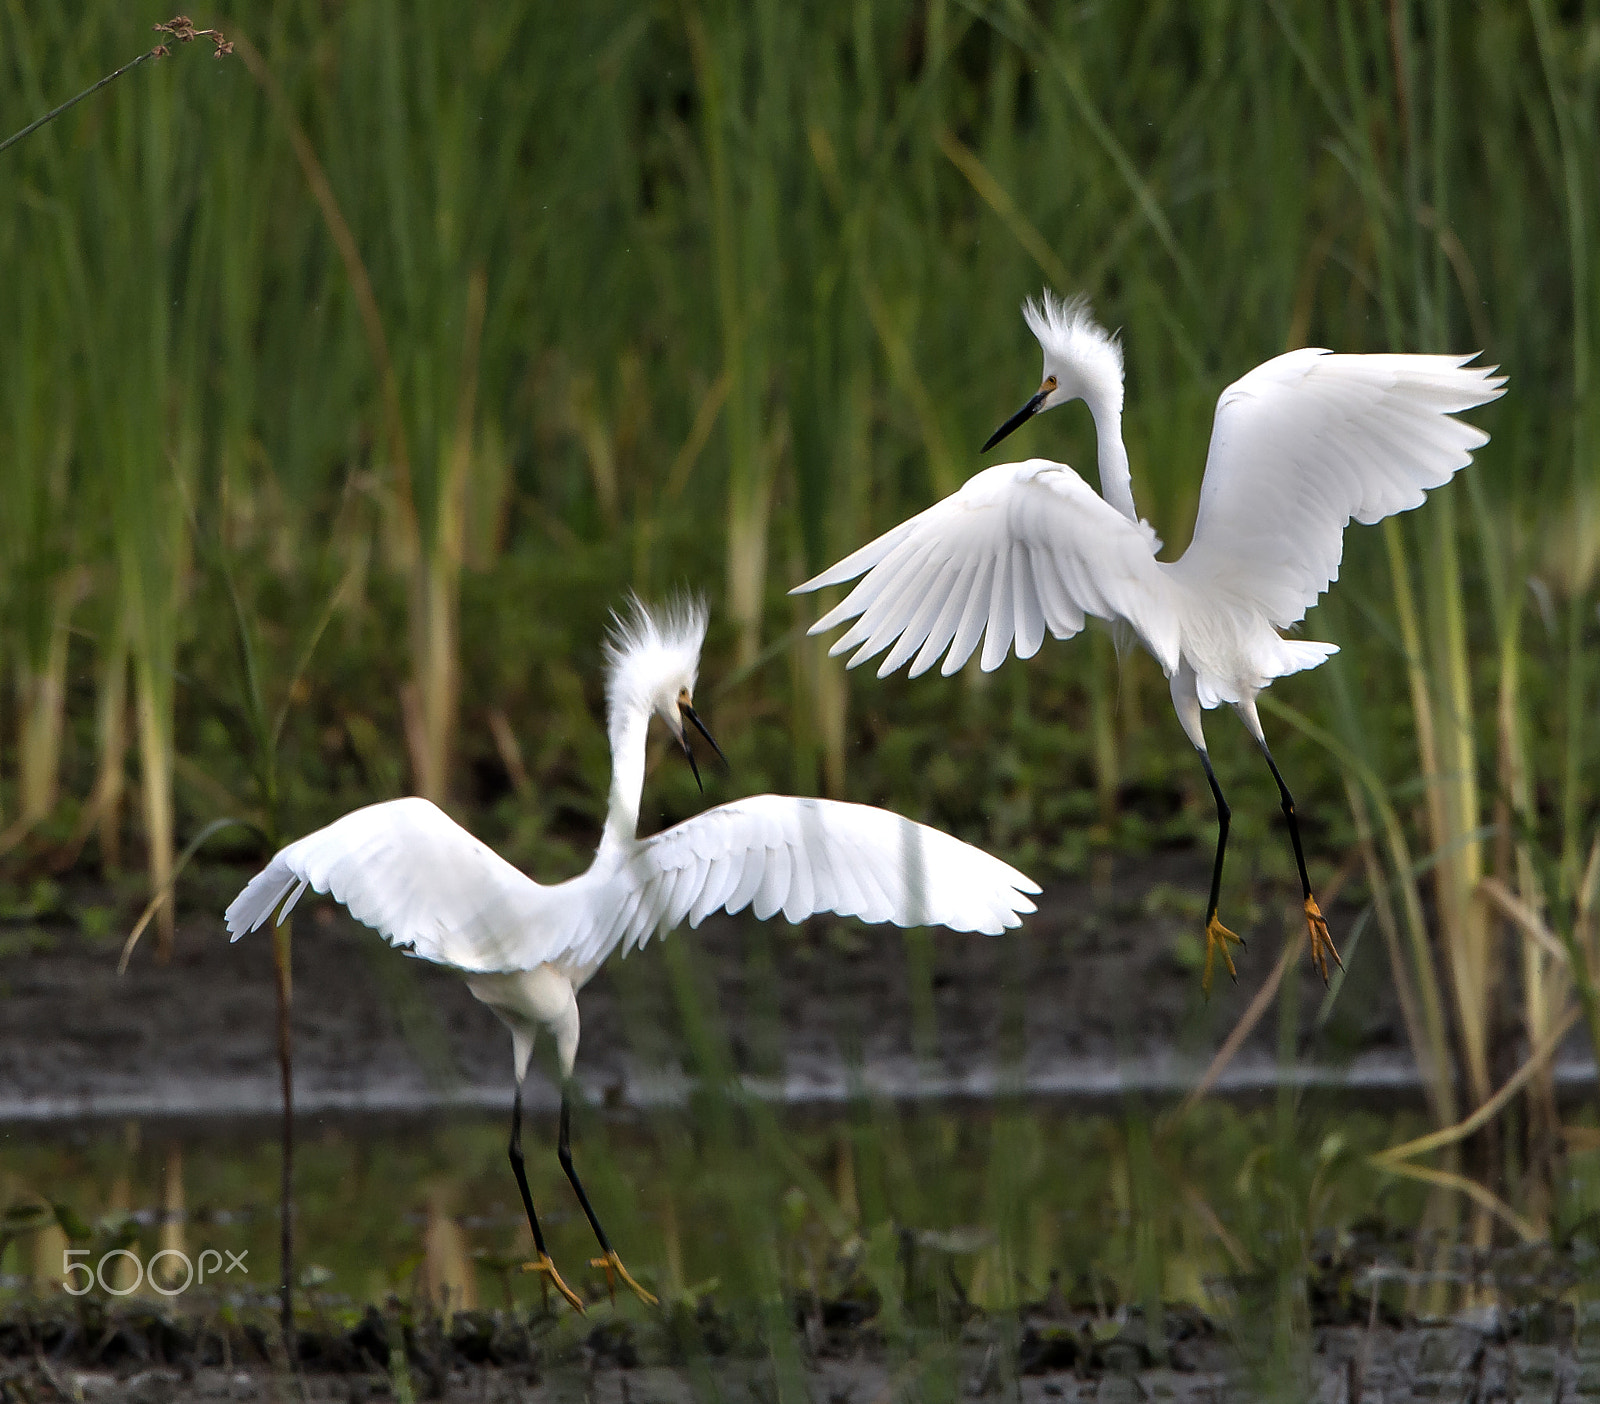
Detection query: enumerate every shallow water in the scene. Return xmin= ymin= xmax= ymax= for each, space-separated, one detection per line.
xmin=3 ymin=1092 xmax=1596 ymax=1324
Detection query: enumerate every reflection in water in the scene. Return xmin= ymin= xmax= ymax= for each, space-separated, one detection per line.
xmin=30 ymin=1221 xmax=66 ymax=1296
xmin=156 ymin=1142 xmax=186 ymax=1292
xmin=421 ymin=1180 xmax=477 ymax=1313
xmin=658 ymin=1190 xmax=685 ymax=1300
xmin=0 ymin=1095 xmax=1595 ymax=1342
xmin=103 ymin=1121 xmax=138 ymax=1295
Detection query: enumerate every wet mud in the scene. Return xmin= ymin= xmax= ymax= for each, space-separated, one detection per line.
xmin=0 ymin=853 xmax=1471 ymax=1125
xmin=2 ymin=1282 xmax=1599 ymax=1402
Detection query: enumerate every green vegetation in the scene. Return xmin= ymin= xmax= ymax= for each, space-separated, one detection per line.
xmin=2 ymin=0 xmax=1598 ymax=1344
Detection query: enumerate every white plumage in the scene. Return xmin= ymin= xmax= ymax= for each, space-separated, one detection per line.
xmin=800 ymin=460 xmax=1180 ymax=681
xmin=226 ymin=595 xmax=1038 ymax=1310
xmin=795 ymin=292 xmax=1504 ymax=991
xmin=225 ymin=793 xmax=1035 ymax=986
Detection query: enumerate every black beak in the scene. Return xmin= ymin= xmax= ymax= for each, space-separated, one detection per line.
xmin=678 ymin=730 xmax=703 ymax=792
xmin=981 ymin=387 xmax=1049 ymax=453
xmin=677 ymin=701 xmax=728 ymax=793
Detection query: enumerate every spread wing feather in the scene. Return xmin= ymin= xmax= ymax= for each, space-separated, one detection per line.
xmin=224 ymin=797 xmax=563 ymax=972
xmin=605 ymin=795 xmax=1040 ymax=960
xmin=1168 ymin=349 xmax=1504 ymax=626
xmin=793 ymin=461 xmax=1180 ymax=678
xmin=228 ymin=795 xmax=1038 ymax=979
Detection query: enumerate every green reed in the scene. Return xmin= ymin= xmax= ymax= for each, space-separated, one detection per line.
xmin=1241 ymin=0 xmax=1600 ymax=1240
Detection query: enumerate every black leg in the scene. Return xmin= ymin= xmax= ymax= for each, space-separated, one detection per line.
xmin=557 ymin=1090 xmax=612 ymax=1255
xmin=509 ymin=1085 xmax=584 ymax=1312
xmin=508 ymin=1086 xmax=549 ymax=1255
xmin=1258 ymin=746 xmax=1312 ymax=899
xmin=1256 ymin=742 xmax=1341 ymax=983
xmin=1197 ymin=750 xmax=1232 ymax=924
xmin=558 ymin=1088 xmax=658 ymax=1305
xmin=1196 ymin=749 xmax=1243 ymax=996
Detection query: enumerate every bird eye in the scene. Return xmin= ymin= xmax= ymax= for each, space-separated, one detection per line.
xmin=1042 ymin=375 xmax=1058 ymax=393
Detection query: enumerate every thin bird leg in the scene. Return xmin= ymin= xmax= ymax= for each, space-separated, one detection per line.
xmin=509 ymin=1086 xmax=585 ymax=1313
xmin=558 ymin=1088 xmax=659 ymax=1306
xmin=1197 ymin=750 xmax=1243 ymax=997
xmin=1257 ymin=743 xmax=1341 ymax=985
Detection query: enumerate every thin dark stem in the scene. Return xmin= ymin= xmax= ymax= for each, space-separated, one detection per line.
xmin=271 ymin=921 xmax=296 ymax=1363
xmin=1197 ymin=749 xmax=1231 ymax=923
xmin=557 ymin=1090 xmax=612 ymax=1254
xmin=0 ymin=49 xmax=159 ymax=159
xmin=1 ymin=17 xmax=232 ymax=161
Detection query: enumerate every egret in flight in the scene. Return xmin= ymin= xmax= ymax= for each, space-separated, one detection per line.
xmin=795 ymin=293 xmax=1503 ymax=993
xmin=226 ymin=596 xmax=1039 ymax=1310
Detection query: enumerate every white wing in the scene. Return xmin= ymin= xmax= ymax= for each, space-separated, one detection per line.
xmin=575 ymin=794 xmax=1040 ymax=966
xmin=792 ymin=461 xmax=1180 ymax=678
xmin=224 ymin=797 xmax=557 ymax=973
xmin=226 ymin=794 xmax=1037 ymax=978
xmin=1168 ymin=349 xmax=1504 ymax=626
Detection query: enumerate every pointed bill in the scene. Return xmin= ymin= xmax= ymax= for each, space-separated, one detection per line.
xmin=676 ymin=700 xmax=727 ymax=793
xmin=681 ymin=702 xmax=728 ymax=769
xmin=981 ymin=387 xmax=1049 ymax=453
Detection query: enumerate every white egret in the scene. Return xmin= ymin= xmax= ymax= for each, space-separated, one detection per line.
xmin=226 ymin=596 xmax=1039 ymax=1311
xmin=795 ymin=293 xmax=1504 ymax=993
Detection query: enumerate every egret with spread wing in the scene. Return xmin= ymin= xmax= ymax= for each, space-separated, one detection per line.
xmin=226 ymin=597 xmax=1039 ymax=1311
xmin=795 ymin=293 xmax=1504 ymax=994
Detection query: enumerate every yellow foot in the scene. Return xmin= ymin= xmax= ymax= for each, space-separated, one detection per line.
xmin=520 ymin=1253 xmax=586 ymax=1313
xmin=1202 ymin=914 xmax=1244 ymax=997
xmin=590 ymin=1250 xmax=659 ymax=1307
xmin=1305 ymin=895 xmax=1342 ymax=985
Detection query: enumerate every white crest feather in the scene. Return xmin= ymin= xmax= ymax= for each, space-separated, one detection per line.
xmin=1023 ymin=290 xmax=1125 ymax=416
xmin=603 ymin=593 xmax=709 ymax=729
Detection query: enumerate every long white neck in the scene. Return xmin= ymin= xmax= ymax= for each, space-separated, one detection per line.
xmin=600 ymin=699 xmax=650 ymax=854
xmin=1084 ymin=387 xmax=1138 ymax=524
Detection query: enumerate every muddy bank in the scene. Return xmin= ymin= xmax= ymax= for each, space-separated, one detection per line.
xmin=2 ymin=1288 xmax=1598 ymax=1402
xmin=1 ymin=853 xmax=1593 ymax=1124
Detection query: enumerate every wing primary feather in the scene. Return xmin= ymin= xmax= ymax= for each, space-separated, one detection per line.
xmin=980 ymin=543 xmax=1016 ymax=672
xmin=877 ymin=560 xmax=959 ymax=677
xmin=725 ymin=848 xmax=766 ymax=915
xmin=751 ymin=842 xmax=792 ymax=921
xmin=799 ymin=825 xmax=846 ymax=916
xmin=1033 ymin=549 xmax=1087 ymax=638
xmin=702 ymin=840 xmax=750 ymax=919
xmin=813 ymin=534 xmax=927 ymax=635
xmin=908 ymin=556 xmax=978 ymax=678
xmin=828 ymin=543 xmax=936 ymax=659
xmin=689 ymin=853 xmax=735 ymax=925
xmin=782 ymin=835 xmax=818 ymax=922
xmin=279 ymin=877 xmax=311 ymax=923
xmin=943 ymin=556 xmax=996 ymax=675
xmin=1011 ymin=545 xmax=1046 ymax=659
xmin=795 ymin=517 xmax=921 ymax=595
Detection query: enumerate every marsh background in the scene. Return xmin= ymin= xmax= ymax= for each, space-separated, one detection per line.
xmin=1 ymin=0 xmax=1598 ymax=1395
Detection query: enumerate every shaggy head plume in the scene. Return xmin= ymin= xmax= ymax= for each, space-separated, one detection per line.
xmin=1022 ymin=291 xmax=1125 ymax=417
xmin=603 ymin=593 xmax=709 ymax=733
